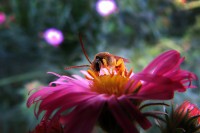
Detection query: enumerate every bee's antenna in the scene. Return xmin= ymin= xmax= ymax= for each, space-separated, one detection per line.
xmin=79 ymin=33 xmax=92 ymax=64
xmin=65 ymin=65 xmax=90 ymax=70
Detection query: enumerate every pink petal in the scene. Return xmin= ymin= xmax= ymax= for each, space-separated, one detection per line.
xmin=133 ymin=73 xmax=185 ymax=92
xmin=61 ymin=95 xmax=106 ymax=133
xmin=143 ymin=50 xmax=180 ymax=74
xmin=129 ymin=83 xmax=174 ymax=100
xmin=133 ymin=73 xmax=173 ymax=84
xmin=27 ymin=86 xmax=60 ymax=107
xmin=80 ymin=70 xmax=93 ymax=79
xmin=153 ymin=57 xmax=184 ymax=76
xmin=37 ymin=92 xmax=97 ymax=119
xmin=39 ymin=91 xmax=95 ymax=109
xmin=118 ymin=96 xmax=152 ymax=129
xmin=128 ymin=74 xmax=180 ymax=100
xmin=27 ymin=85 xmax=74 ymax=107
xmin=49 ymin=75 xmax=89 ymax=89
xmin=108 ymin=96 xmax=139 ymax=133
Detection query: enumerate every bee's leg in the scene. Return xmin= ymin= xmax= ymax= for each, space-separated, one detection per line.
xmin=102 ymin=59 xmax=108 ymax=67
xmin=115 ymin=59 xmax=126 ymax=75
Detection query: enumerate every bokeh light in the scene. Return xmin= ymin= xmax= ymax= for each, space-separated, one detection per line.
xmin=0 ymin=12 xmax=6 ymax=24
xmin=43 ymin=28 xmax=64 ymax=46
xmin=96 ymin=0 xmax=117 ymax=16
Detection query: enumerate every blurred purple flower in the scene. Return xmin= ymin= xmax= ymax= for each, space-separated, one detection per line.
xmin=96 ymin=0 xmax=117 ymax=17
xmin=0 ymin=12 xmax=6 ymax=24
xmin=43 ymin=28 xmax=64 ymax=46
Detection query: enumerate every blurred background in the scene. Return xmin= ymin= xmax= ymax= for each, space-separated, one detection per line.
xmin=0 ymin=0 xmax=199 ymax=133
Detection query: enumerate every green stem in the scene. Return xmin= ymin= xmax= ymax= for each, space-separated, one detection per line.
xmin=0 ymin=71 xmax=45 ymax=86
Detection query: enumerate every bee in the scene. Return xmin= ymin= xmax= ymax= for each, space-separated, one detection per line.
xmin=65 ymin=34 xmax=129 ymax=72
xmin=90 ymin=52 xmax=129 ymax=72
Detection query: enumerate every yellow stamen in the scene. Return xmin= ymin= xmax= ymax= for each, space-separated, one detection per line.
xmin=85 ymin=58 xmax=141 ymax=96
xmin=87 ymin=70 xmax=99 ymax=80
xmin=90 ymin=74 xmax=129 ymax=96
xmin=127 ymin=68 xmax=133 ymax=77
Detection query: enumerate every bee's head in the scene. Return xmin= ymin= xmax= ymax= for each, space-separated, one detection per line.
xmin=92 ymin=56 xmax=104 ymax=71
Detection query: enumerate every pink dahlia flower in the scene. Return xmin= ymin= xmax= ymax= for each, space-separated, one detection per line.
xmin=27 ymin=50 xmax=197 ymax=133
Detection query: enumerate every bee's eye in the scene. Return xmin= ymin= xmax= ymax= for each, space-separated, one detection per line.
xmin=95 ymin=56 xmax=101 ymax=60
xmin=95 ymin=56 xmax=103 ymax=64
xmin=94 ymin=60 xmax=101 ymax=71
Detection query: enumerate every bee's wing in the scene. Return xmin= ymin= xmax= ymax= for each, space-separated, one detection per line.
xmin=113 ymin=55 xmax=130 ymax=63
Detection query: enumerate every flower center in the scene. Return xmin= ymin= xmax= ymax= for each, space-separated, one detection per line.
xmin=90 ymin=74 xmax=129 ymax=96
xmin=85 ymin=59 xmax=141 ymax=96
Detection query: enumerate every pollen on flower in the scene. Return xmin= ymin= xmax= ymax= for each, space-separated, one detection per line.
xmin=85 ymin=59 xmax=140 ymax=96
xmin=90 ymin=74 xmax=129 ymax=96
